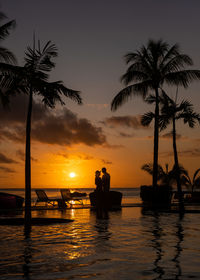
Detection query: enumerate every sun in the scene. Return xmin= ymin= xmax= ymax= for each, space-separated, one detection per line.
xmin=69 ymin=172 xmax=76 ymax=178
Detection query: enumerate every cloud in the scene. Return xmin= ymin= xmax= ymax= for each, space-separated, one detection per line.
xmin=160 ymin=148 xmax=200 ymax=158
xmin=31 ymin=109 xmax=106 ymax=146
xmin=179 ymin=148 xmax=200 ymax=157
xmin=0 ymin=166 xmax=15 ymax=173
xmin=59 ymin=152 xmax=94 ymax=161
xmin=161 ymin=132 xmax=185 ymax=140
xmin=0 ymin=95 xmax=107 ymax=147
xmin=101 ymin=159 xmax=112 ymax=165
xmin=119 ymin=132 xmax=135 ymax=138
xmin=103 ymin=143 xmax=124 ymax=149
xmin=77 ymin=154 xmax=94 ymax=160
xmin=16 ymin=149 xmax=38 ymax=162
xmin=103 ymin=115 xmax=146 ymax=129
xmin=0 ymin=153 xmax=18 ymax=164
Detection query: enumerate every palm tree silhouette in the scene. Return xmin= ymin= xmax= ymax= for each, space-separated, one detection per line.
xmin=141 ymin=163 xmax=174 ymax=186
xmin=0 ymin=11 xmax=16 ymax=107
xmin=181 ymin=168 xmax=200 ymax=193
xmin=141 ymin=163 xmax=186 ymax=186
xmin=159 ymin=92 xmax=200 ymax=211
xmin=111 ymin=39 xmax=200 ymax=188
xmin=9 ymin=39 xmax=82 ymax=226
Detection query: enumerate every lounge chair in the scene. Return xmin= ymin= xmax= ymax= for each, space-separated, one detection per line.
xmin=60 ymin=189 xmax=84 ymax=207
xmin=35 ymin=189 xmax=58 ymax=206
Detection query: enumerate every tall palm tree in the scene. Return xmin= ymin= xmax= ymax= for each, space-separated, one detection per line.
xmin=158 ymin=92 xmax=200 ymax=211
xmin=7 ymin=40 xmax=82 ymax=226
xmin=181 ymin=168 xmax=200 ymax=193
xmin=0 ymin=11 xmax=16 ymax=107
xmin=111 ymin=39 xmax=200 ymax=188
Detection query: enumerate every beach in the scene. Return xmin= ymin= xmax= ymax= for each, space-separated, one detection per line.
xmin=1 ymin=189 xmax=200 ymax=279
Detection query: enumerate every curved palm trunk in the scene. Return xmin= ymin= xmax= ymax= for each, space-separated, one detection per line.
xmin=172 ymin=117 xmax=184 ymax=213
xmin=25 ymin=88 xmax=33 ymax=227
xmin=153 ymin=88 xmax=159 ymax=188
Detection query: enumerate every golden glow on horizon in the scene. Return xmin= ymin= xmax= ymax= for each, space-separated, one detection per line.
xmin=69 ymin=172 xmax=76 ymax=178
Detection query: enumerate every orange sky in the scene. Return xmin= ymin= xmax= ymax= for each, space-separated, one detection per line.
xmin=1 ymin=1 xmax=200 ymax=189
xmin=1 ymin=93 xmax=200 ymax=189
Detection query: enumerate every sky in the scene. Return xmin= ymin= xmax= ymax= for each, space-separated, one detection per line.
xmin=1 ymin=0 xmax=200 ymax=189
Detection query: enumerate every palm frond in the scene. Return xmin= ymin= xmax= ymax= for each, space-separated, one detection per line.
xmin=159 ymin=44 xmax=180 ymax=68
xmin=141 ymin=163 xmax=154 ymax=175
xmin=111 ymin=81 xmax=152 ymax=111
xmin=159 ymin=114 xmax=171 ymax=131
xmin=193 ymin=168 xmax=200 ymax=182
xmin=141 ymin=162 xmax=167 ymax=181
xmin=36 ymin=80 xmax=82 ymax=108
xmin=144 ymin=94 xmax=158 ymax=104
xmin=164 ymin=70 xmax=200 ymax=88
xmin=124 ymin=52 xmax=138 ymax=64
xmin=141 ymin=112 xmax=154 ymax=126
xmin=161 ymin=54 xmax=193 ymax=75
xmin=194 ymin=177 xmax=200 ymax=189
xmin=25 ymin=41 xmax=57 ymax=73
xmin=0 ymin=47 xmax=16 ymax=64
xmin=121 ymin=63 xmax=149 ymax=85
xmin=0 ymin=19 xmax=16 ymax=41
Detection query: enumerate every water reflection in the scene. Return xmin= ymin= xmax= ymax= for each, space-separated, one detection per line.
xmin=23 ymin=238 xmax=32 ymax=280
xmin=141 ymin=212 xmax=184 ymax=280
xmin=94 ymin=217 xmax=111 ymax=241
xmin=152 ymin=214 xmax=165 ymax=279
xmin=172 ymin=219 xmax=184 ymax=279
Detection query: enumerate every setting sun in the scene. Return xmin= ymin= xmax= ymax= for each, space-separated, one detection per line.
xmin=69 ymin=172 xmax=76 ymax=178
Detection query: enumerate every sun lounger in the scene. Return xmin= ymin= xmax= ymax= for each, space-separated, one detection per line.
xmin=35 ymin=189 xmax=58 ymax=206
xmin=60 ymin=189 xmax=84 ymax=207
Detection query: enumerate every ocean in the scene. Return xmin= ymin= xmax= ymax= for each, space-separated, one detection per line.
xmin=0 ymin=188 xmax=200 ymax=279
xmin=0 ymin=187 xmax=142 ymax=205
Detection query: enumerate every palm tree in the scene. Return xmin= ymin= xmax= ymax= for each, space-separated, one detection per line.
xmin=141 ymin=162 xmax=187 ymax=186
xmin=7 ymin=40 xmax=82 ymax=226
xmin=181 ymin=169 xmax=200 ymax=193
xmin=159 ymin=92 xmax=200 ymax=211
xmin=111 ymin=39 xmax=200 ymax=188
xmin=0 ymin=11 xmax=16 ymax=107
xmin=142 ymin=163 xmax=174 ymax=186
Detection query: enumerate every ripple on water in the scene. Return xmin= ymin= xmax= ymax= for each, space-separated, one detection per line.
xmin=1 ymin=208 xmax=200 ymax=279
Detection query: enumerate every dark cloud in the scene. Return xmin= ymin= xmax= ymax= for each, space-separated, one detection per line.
xmin=161 ymin=132 xmax=183 ymax=140
xmin=103 ymin=143 xmax=124 ymax=149
xmin=103 ymin=115 xmax=146 ymax=129
xmin=101 ymin=159 xmax=112 ymax=165
xmin=179 ymin=148 xmax=200 ymax=157
xmin=16 ymin=149 xmax=38 ymax=162
xmin=31 ymin=109 xmax=106 ymax=146
xmin=59 ymin=153 xmax=94 ymax=160
xmin=0 ymin=153 xmax=18 ymax=164
xmin=77 ymin=154 xmax=94 ymax=160
xmin=119 ymin=132 xmax=134 ymax=138
xmin=0 ymin=166 xmax=15 ymax=173
xmin=0 ymin=95 xmax=107 ymax=147
xmin=160 ymin=148 xmax=200 ymax=158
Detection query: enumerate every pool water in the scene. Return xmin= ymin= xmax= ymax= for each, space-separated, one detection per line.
xmin=1 ymin=207 xmax=200 ymax=279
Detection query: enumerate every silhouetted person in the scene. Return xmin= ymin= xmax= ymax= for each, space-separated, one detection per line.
xmin=95 ymin=170 xmax=102 ymax=192
xmin=102 ymin=167 xmax=110 ymax=192
xmin=95 ymin=170 xmax=103 ymax=218
xmin=102 ymin=167 xmax=110 ymax=218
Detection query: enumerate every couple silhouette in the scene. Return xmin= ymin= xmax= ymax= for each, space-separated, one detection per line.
xmin=95 ymin=167 xmax=110 ymax=219
xmin=95 ymin=167 xmax=110 ymax=193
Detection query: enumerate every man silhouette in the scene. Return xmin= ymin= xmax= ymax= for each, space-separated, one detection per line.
xmin=101 ymin=167 xmax=110 ymax=192
xmin=101 ymin=167 xmax=110 ymax=218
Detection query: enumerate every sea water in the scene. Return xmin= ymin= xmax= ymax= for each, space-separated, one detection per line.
xmin=0 ymin=187 xmax=142 ymax=205
xmin=0 ymin=189 xmax=200 ymax=279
